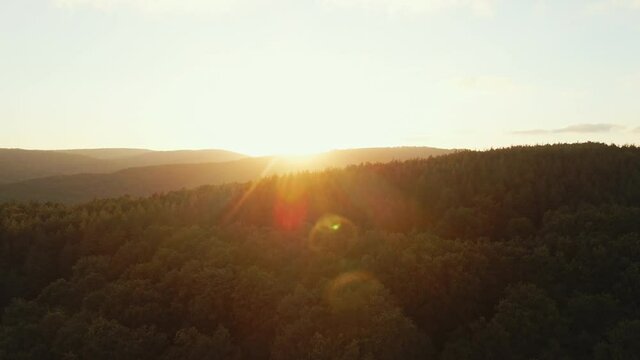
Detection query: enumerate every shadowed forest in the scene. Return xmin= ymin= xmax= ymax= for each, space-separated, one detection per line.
xmin=0 ymin=147 xmax=452 ymax=203
xmin=2 ymin=143 xmax=640 ymax=359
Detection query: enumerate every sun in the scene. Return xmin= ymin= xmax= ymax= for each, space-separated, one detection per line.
xmin=270 ymin=144 xmax=333 ymax=157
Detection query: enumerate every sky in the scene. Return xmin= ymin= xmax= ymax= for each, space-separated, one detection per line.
xmin=1 ymin=0 xmax=639 ymax=155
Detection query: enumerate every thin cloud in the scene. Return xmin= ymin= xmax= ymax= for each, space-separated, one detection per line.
xmin=454 ymin=75 xmax=519 ymax=92
xmin=321 ymin=0 xmax=497 ymax=16
xmin=53 ymin=0 xmax=244 ymax=14
xmin=513 ymin=123 xmax=622 ymax=135
xmin=633 ymin=126 xmax=640 ymax=133
xmin=404 ymin=135 xmax=431 ymax=142
xmin=54 ymin=0 xmax=497 ymax=16
xmin=587 ymin=0 xmax=640 ymax=12
xmin=555 ymin=124 xmax=620 ymax=133
xmin=513 ymin=129 xmax=549 ymax=135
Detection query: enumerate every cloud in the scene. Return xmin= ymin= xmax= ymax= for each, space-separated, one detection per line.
xmin=321 ymin=0 xmax=497 ymax=16
xmin=512 ymin=129 xmax=550 ymax=135
xmin=513 ymin=123 xmax=622 ymax=135
xmin=52 ymin=0 xmax=244 ymax=14
xmin=404 ymin=135 xmax=431 ymax=142
xmin=587 ymin=0 xmax=640 ymax=13
xmin=633 ymin=126 xmax=640 ymax=133
xmin=53 ymin=0 xmax=497 ymax=16
xmin=554 ymin=124 xmax=621 ymax=133
xmin=453 ymin=75 xmax=519 ymax=92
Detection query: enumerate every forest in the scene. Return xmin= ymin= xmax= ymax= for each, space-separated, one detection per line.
xmin=1 ymin=143 xmax=640 ymax=359
xmin=0 ymin=147 xmax=451 ymax=204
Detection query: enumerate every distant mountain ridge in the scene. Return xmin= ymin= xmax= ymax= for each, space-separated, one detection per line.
xmin=0 ymin=149 xmax=117 ymax=184
xmin=57 ymin=148 xmax=247 ymax=167
xmin=0 ymin=148 xmax=247 ymax=184
xmin=56 ymin=148 xmax=153 ymax=160
xmin=0 ymin=147 xmax=454 ymax=203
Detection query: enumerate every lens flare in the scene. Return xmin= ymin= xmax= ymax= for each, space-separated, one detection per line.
xmin=221 ymin=157 xmax=279 ymax=224
xmin=273 ymin=197 xmax=308 ymax=231
xmin=308 ymin=214 xmax=358 ymax=254
xmin=325 ymin=271 xmax=382 ymax=312
xmin=273 ymin=175 xmax=309 ymax=231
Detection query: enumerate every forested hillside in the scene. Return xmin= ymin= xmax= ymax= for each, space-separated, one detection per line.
xmin=61 ymin=149 xmax=248 ymax=168
xmin=0 ymin=150 xmax=118 ymax=184
xmin=0 ymin=147 xmax=453 ymax=203
xmin=1 ymin=143 xmax=640 ymax=359
xmin=0 ymin=148 xmax=247 ymax=184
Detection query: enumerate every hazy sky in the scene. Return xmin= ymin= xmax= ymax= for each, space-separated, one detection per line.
xmin=1 ymin=0 xmax=639 ymax=155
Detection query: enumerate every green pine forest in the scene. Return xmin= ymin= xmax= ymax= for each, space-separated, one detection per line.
xmin=2 ymin=143 xmax=640 ymax=359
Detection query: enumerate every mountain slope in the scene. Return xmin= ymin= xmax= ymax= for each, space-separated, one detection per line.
xmin=56 ymin=148 xmax=153 ymax=160
xmin=0 ymin=148 xmax=247 ymax=184
xmin=109 ymin=149 xmax=247 ymax=168
xmin=0 ymin=149 xmax=117 ymax=184
xmin=1 ymin=143 xmax=640 ymax=360
xmin=0 ymin=147 xmax=453 ymax=203
xmin=0 ymin=157 xmax=272 ymax=203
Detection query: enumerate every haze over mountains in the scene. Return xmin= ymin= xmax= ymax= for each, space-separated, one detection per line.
xmin=3 ymin=143 xmax=640 ymax=359
xmin=0 ymin=146 xmax=453 ymax=203
xmin=0 ymin=148 xmax=247 ymax=184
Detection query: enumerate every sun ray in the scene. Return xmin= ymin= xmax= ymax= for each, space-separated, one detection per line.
xmin=221 ymin=157 xmax=280 ymax=224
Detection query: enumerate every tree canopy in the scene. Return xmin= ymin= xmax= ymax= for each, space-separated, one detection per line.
xmin=1 ymin=143 xmax=640 ymax=359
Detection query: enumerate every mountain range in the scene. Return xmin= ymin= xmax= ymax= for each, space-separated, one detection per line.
xmin=0 ymin=146 xmax=454 ymax=203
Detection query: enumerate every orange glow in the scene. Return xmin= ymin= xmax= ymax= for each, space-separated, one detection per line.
xmin=272 ymin=176 xmax=309 ymax=231
xmin=308 ymin=214 xmax=358 ymax=253
xmin=221 ymin=157 xmax=279 ymax=224
xmin=325 ymin=271 xmax=382 ymax=312
xmin=273 ymin=198 xmax=308 ymax=231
